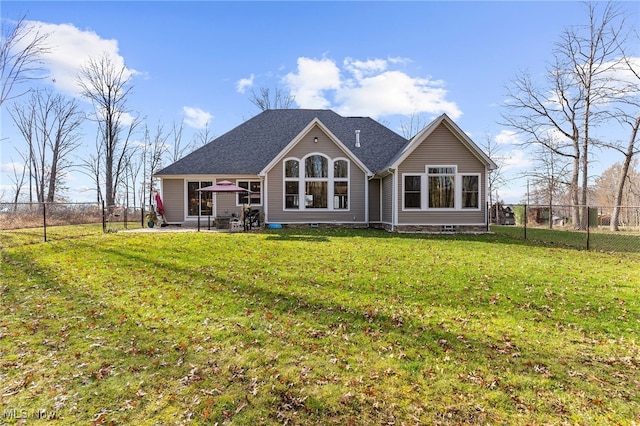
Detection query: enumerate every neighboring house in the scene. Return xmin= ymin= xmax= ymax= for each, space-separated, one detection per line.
xmin=155 ymin=109 xmax=497 ymax=233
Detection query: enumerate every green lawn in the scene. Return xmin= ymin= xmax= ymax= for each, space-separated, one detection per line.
xmin=1 ymin=228 xmax=638 ymax=425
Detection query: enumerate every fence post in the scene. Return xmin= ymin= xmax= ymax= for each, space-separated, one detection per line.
xmin=43 ymin=202 xmax=47 ymax=242
xmin=586 ymin=213 xmax=590 ymax=251
xmin=524 ymin=204 xmax=527 ymax=240
xmin=487 ymin=201 xmax=490 ymax=232
xmin=102 ymin=200 xmax=106 ymax=233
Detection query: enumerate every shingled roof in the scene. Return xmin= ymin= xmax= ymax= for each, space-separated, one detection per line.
xmin=156 ymin=109 xmax=409 ymax=176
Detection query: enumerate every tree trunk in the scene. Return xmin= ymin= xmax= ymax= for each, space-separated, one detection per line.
xmin=570 ymin=153 xmax=581 ymax=228
xmin=610 ymin=114 xmax=640 ymax=231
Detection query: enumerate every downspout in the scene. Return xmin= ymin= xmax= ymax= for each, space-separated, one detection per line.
xmin=391 ymin=169 xmax=397 ymax=232
xmin=485 ymin=166 xmax=490 ymax=230
xmin=364 ymin=174 xmax=369 ymax=225
xmin=260 ymin=174 xmax=267 ymax=224
xmin=379 ymin=177 xmax=383 ymax=226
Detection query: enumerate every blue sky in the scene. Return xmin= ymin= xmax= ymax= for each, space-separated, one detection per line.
xmin=1 ymin=1 xmax=639 ymax=204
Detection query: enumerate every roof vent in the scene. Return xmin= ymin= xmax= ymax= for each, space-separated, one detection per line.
xmin=355 ymin=130 xmax=361 ymax=148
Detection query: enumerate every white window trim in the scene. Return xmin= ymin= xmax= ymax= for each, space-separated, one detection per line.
xmin=283 ymin=157 xmax=301 ymax=210
xmin=400 ymin=166 xmax=482 ymax=212
xmin=332 ymin=157 xmax=350 ymax=210
xmin=401 ymin=173 xmax=424 ymax=210
xmin=235 ymin=179 xmax=263 ymax=206
xmin=185 ymin=179 xmax=215 ymax=218
xmin=459 ymin=173 xmax=481 ymax=210
xmin=426 ymin=165 xmax=457 ymax=211
xmin=282 ymin=154 xmax=350 ymax=211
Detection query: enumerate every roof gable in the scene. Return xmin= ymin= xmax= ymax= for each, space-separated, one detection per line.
xmin=260 ymin=118 xmax=371 ymax=176
xmin=387 ymin=114 xmax=497 ymax=171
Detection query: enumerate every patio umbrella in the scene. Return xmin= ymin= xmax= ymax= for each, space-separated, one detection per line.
xmin=196 ymin=180 xmax=252 ymax=231
xmin=197 ymin=180 xmax=252 ymax=193
xmin=154 ymin=191 xmax=167 ymax=226
xmin=155 ymin=192 xmax=165 ymax=215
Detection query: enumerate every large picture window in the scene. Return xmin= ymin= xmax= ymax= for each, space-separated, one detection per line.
xmin=428 ymin=167 xmax=455 ymax=209
xmin=283 ymin=155 xmax=349 ymax=210
xmin=305 ymin=181 xmax=328 ymax=208
xmin=187 ymin=181 xmax=213 ymax=216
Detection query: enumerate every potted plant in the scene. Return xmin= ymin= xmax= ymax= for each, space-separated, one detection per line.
xmin=145 ymin=209 xmax=158 ymax=228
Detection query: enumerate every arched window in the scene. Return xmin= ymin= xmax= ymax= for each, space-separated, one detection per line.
xmin=304 ymin=155 xmax=329 ymax=208
xmin=283 ymin=155 xmax=349 ymax=210
xmin=305 ymin=155 xmax=328 ymax=178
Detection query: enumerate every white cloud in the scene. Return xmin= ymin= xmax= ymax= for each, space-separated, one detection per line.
xmin=182 ymin=106 xmax=212 ymax=129
xmin=283 ymin=56 xmax=461 ymax=119
xmin=501 ymin=149 xmax=532 ymax=171
xmin=17 ymin=20 xmax=139 ymax=97
xmin=236 ymin=74 xmax=254 ymax=94
xmin=0 ymin=162 xmax=26 ymax=174
xmin=343 ymin=57 xmax=388 ymax=80
xmin=284 ymin=57 xmax=341 ymax=109
xmin=495 ymin=129 xmax=523 ymax=145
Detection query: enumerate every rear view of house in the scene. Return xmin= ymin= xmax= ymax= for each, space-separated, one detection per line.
xmin=155 ymin=109 xmax=497 ymax=233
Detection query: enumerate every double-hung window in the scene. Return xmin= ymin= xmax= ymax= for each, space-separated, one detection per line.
xmin=404 ymin=175 xmax=422 ymax=208
xmin=237 ymin=180 xmax=262 ymax=206
xmin=461 ymin=175 xmax=479 ymax=208
xmin=284 ymin=159 xmax=300 ymax=209
xmin=333 ymin=159 xmax=349 ymax=209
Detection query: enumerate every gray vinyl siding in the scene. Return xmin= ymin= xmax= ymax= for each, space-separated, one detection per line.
xmin=163 ymin=179 xmax=185 ymax=223
xmin=368 ymin=178 xmax=381 ymax=222
xmin=397 ymin=123 xmax=487 ymax=225
xmin=381 ymin=175 xmax=393 ymax=223
xmin=212 ymin=190 xmax=247 ymax=218
xmin=265 ymin=127 xmax=367 ymax=224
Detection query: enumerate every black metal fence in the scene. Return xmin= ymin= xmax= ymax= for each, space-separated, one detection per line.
xmin=3 ymin=201 xmax=639 ymax=253
xmin=0 ymin=202 xmax=146 ymax=247
xmin=490 ymin=204 xmax=640 ymax=253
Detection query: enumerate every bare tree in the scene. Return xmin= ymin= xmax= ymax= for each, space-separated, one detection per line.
xmin=142 ymin=123 xmax=169 ymax=208
xmin=480 ymin=132 xmax=508 ymax=222
xmin=0 ymin=14 xmax=50 ymax=107
xmin=7 ymin=155 xmax=28 ymax=207
xmin=77 ymin=136 xmax=104 ymax=205
xmin=10 ymin=88 xmax=83 ymax=202
xmin=502 ymin=2 xmax=629 ymax=229
xmin=605 ymin=37 xmax=640 ymax=230
xmin=169 ymin=119 xmax=199 ymax=162
xmin=526 ymin=143 xmax=573 ymax=226
xmin=399 ymin=112 xmax=428 ymax=140
xmin=249 ymin=87 xmax=295 ymax=111
xmin=192 ymin=120 xmax=214 ymax=148
xmin=77 ymin=54 xmax=139 ymax=211
xmin=609 ymin=112 xmax=640 ymax=230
